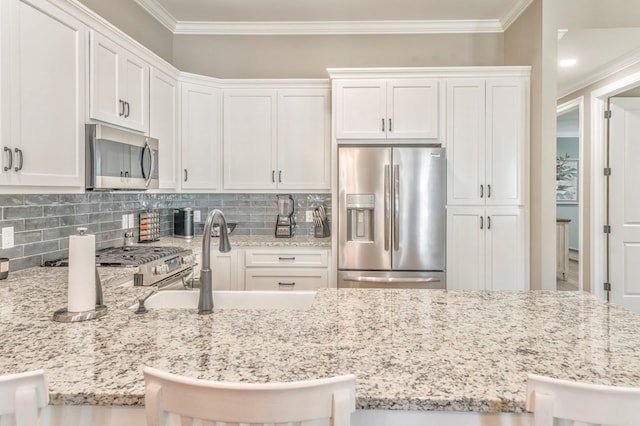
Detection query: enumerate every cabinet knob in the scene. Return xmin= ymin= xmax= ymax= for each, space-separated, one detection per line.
xmin=14 ymin=148 xmax=23 ymax=172
xmin=3 ymin=147 xmax=13 ymax=172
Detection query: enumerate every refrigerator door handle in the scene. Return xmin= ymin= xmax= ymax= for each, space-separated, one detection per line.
xmin=342 ymin=276 xmax=441 ymax=283
xmin=393 ymin=164 xmax=400 ymax=251
xmin=384 ymin=164 xmax=390 ymax=251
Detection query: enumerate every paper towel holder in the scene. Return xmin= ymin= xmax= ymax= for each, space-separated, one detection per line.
xmin=53 ymin=268 xmax=107 ymax=323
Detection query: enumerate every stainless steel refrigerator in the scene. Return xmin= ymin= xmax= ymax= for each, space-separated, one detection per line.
xmin=338 ymin=146 xmax=446 ymax=288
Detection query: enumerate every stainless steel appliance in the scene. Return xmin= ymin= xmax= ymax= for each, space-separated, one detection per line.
xmin=275 ymin=194 xmax=295 ymax=238
xmin=45 ymin=246 xmax=196 ymax=287
xmin=174 ymin=208 xmax=195 ymax=239
xmin=85 ymin=123 xmax=159 ymax=190
xmin=338 ymin=146 xmax=446 ymax=288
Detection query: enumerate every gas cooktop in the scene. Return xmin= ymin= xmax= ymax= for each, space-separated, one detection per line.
xmin=45 ymin=245 xmax=187 ymax=267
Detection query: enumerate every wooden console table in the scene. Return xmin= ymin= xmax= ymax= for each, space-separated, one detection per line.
xmin=556 ymin=219 xmax=571 ymax=281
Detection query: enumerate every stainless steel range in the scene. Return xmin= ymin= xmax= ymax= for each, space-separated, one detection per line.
xmin=46 ymin=245 xmax=196 ymax=287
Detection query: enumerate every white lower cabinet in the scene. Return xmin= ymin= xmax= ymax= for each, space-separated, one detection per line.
xmin=447 ymin=207 xmax=526 ymax=291
xmin=244 ymin=248 xmax=330 ymax=291
xmin=211 ymin=250 xmax=243 ymax=291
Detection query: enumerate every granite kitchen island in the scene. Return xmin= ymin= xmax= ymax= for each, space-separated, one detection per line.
xmin=2 ymin=266 xmax=640 ymax=426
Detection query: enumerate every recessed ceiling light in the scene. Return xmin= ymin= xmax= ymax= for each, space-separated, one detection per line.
xmin=559 ymin=58 xmax=577 ymax=67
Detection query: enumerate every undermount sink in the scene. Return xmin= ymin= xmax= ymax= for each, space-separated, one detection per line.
xmin=131 ymin=290 xmax=317 ymax=311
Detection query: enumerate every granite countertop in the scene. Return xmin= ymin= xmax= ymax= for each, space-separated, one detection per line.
xmin=157 ymin=234 xmax=332 ymax=251
xmin=1 ymin=266 xmax=640 ymax=413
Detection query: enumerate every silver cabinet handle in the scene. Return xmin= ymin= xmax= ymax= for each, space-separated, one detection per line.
xmin=184 ymin=169 xmax=188 ymax=182
xmin=480 ymin=216 xmax=483 ymax=230
xmin=14 ymin=148 xmax=23 ymax=172
xmin=278 ymin=282 xmax=295 ymax=287
xmin=3 ymin=147 xmax=12 ymax=172
xmin=278 ymin=257 xmax=296 ymax=261
xmin=381 ymin=118 xmax=385 ymax=132
xmin=278 ymin=170 xmax=282 ymax=183
xmin=272 ymin=170 xmax=275 ymax=183
xmin=384 ymin=164 xmax=390 ymax=251
xmin=125 ymin=101 xmax=130 ymax=118
xmin=388 ymin=118 xmax=392 ymax=132
xmin=119 ymin=100 xmax=125 ymax=117
xmin=487 ymin=184 xmax=491 ymax=198
xmin=487 ymin=215 xmax=491 ymax=230
xmin=393 ymin=164 xmax=400 ymax=251
xmin=480 ymin=184 xmax=484 ymax=198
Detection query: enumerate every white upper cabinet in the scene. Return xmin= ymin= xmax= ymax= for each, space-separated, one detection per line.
xmin=89 ymin=31 xmax=149 ymax=133
xmin=150 ymin=68 xmax=178 ymax=189
xmin=335 ymin=79 xmax=439 ymax=140
xmin=1 ymin=0 xmax=86 ymax=187
xmin=446 ymin=78 xmax=526 ymax=206
xmin=180 ymin=82 xmax=220 ymax=190
xmin=223 ymin=87 xmax=330 ymax=191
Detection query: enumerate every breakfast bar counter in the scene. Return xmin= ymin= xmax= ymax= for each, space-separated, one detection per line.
xmin=1 ymin=265 xmax=640 ymax=424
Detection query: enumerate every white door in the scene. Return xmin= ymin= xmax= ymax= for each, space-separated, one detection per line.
xmin=334 ymin=79 xmax=386 ymax=139
xmin=446 ymin=207 xmax=485 ymax=290
xmin=277 ymin=89 xmax=330 ymax=190
xmin=445 ymin=79 xmax=486 ymax=206
xmin=387 ymin=79 xmax=439 ymax=139
xmin=609 ymin=98 xmax=640 ymax=312
xmin=7 ymin=0 xmax=86 ymax=187
xmin=180 ymin=82 xmax=220 ymax=190
xmin=150 ymin=68 xmax=178 ymax=189
xmin=485 ymin=207 xmax=526 ymax=290
xmin=223 ymin=89 xmax=277 ymax=190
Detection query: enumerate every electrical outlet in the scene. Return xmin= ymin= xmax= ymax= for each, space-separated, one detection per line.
xmin=122 ymin=214 xmax=128 ymax=229
xmin=306 ymin=210 xmax=314 ymax=223
xmin=2 ymin=226 xmax=14 ymax=249
xmin=194 ymin=210 xmax=201 ymax=222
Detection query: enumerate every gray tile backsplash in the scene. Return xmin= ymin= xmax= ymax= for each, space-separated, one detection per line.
xmin=0 ymin=193 xmax=330 ymax=272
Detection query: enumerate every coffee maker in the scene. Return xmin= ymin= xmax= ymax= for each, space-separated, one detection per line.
xmin=275 ymin=194 xmax=295 ymax=238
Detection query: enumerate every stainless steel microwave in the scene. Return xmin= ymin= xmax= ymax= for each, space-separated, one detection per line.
xmin=85 ymin=124 xmax=159 ymax=191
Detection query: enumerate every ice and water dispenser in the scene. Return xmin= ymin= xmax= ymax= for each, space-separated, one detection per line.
xmin=346 ymin=194 xmax=375 ymax=242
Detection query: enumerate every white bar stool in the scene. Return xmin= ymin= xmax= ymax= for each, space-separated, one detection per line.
xmin=0 ymin=369 xmax=49 ymax=426
xmin=526 ymin=373 xmax=640 ymax=426
xmin=144 ymin=366 xmax=356 ymax=426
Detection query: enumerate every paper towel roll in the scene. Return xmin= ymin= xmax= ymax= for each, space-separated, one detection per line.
xmin=68 ymin=228 xmax=96 ymax=313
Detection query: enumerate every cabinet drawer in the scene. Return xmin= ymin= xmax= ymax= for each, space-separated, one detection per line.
xmin=245 ymin=268 xmax=327 ymax=291
xmin=245 ymin=249 xmax=328 ymax=268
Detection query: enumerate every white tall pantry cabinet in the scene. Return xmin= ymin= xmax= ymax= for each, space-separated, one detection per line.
xmin=446 ymin=75 xmax=529 ymax=291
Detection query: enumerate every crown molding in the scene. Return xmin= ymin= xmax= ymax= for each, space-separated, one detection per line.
xmin=173 ymin=19 xmax=503 ymax=35
xmin=501 ymin=0 xmax=535 ymax=31
xmin=558 ymin=48 xmax=640 ymax=99
xmin=134 ymin=0 xmax=177 ymax=32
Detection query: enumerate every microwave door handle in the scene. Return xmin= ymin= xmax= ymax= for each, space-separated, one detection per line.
xmin=142 ymin=139 xmax=155 ymax=187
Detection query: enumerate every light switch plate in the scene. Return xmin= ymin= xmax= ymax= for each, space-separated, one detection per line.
xmin=2 ymin=226 xmax=14 ymax=249
xmin=194 ymin=210 xmax=201 ymax=222
xmin=306 ymin=210 xmax=314 ymax=223
xmin=122 ymin=214 xmax=128 ymax=229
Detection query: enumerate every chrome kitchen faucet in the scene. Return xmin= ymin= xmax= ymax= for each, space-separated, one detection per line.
xmin=199 ymin=209 xmax=231 ymax=314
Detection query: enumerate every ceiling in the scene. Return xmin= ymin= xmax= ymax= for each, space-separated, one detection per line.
xmin=134 ymin=0 xmax=640 ymax=97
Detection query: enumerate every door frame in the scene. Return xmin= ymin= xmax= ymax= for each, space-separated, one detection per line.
xmin=591 ymin=70 xmax=640 ymax=300
xmin=557 ymin=97 xmax=584 ymax=291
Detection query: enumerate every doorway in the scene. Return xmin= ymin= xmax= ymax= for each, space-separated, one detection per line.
xmin=556 ymin=99 xmax=583 ymax=291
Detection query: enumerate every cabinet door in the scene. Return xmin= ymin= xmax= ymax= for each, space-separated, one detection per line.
xmin=277 ymin=89 xmax=331 ymax=190
xmin=180 ymin=82 xmax=220 ymax=190
xmin=485 ymin=207 xmax=526 ymax=290
xmin=223 ymin=90 xmax=277 ymax=189
xmin=387 ymin=79 xmax=439 ymax=139
xmin=446 ymin=207 xmax=485 ymax=290
xmin=485 ymin=78 xmax=526 ymax=206
xmin=334 ymin=79 xmax=386 ymax=139
xmin=212 ymin=250 xmax=241 ymax=291
xmin=5 ymin=0 xmax=85 ymax=187
xmin=446 ymin=79 xmax=486 ymax=205
xmin=150 ymin=68 xmax=178 ymax=189
xmin=245 ymin=268 xmax=328 ymax=291
xmin=89 ymin=32 xmax=122 ymax=126
xmin=121 ymin=53 xmax=149 ymax=133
